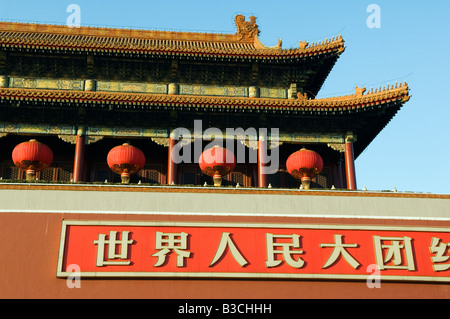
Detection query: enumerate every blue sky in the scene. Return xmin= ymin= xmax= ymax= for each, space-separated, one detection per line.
xmin=0 ymin=1 xmax=449 ymax=194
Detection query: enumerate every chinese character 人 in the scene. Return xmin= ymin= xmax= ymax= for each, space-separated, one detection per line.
xmin=209 ymin=232 xmax=248 ymax=267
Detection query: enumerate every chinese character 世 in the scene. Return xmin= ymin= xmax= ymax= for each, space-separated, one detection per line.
xmin=320 ymin=234 xmax=360 ymax=269
xmin=209 ymin=232 xmax=248 ymax=267
xmin=93 ymin=230 xmax=133 ymax=267
xmin=373 ymin=236 xmax=415 ymax=271
xmin=265 ymin=233 xmax=305 ymax=268
xmin=430 ymin=237 xmax=450 ymax=272
xmin=152 ymin=231 xmax=192 ymax=267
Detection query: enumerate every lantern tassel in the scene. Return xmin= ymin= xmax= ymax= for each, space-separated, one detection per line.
xmin=301 ymin=176 xmax=311 ymax=190
xmin=213 ymin=173 xmax=222 ymax=187
xmin=121 ymin=172 xmax=130 ymax=184
xmin=26 ymin=169 xmax=36 ymax=181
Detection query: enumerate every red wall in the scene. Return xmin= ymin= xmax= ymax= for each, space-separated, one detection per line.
xmin=1 ymin=210 xmax=449 ymax=299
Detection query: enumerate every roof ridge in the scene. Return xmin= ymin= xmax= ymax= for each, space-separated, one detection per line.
xmin=0 ymin=16 xmax=345 ymax=54
xmin=315 ymin=83 xmax=410 ymax=102
xmin=0 ymin=20 xmax=242 ymax=43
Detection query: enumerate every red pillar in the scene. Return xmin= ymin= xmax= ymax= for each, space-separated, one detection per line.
xmin=344 ymin=136 xmax=357 ymax=190
xmin=258 ymin=137 xmax=267 ymax=188
xmin=167 ymin=136 xmax=177 ymax=185
xmin=73 ymin=128 xmax=85 ymax=182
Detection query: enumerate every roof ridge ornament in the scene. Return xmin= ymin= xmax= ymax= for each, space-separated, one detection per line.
xmin=299 ymin=41 xmax=309 ymax=49
xmin=355 ymin=86 xmax=366 ymax=97
xmin=235 ymin=15 xmax=260 ymax=41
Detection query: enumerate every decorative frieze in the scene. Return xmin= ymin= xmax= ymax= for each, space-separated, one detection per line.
xmin=86 ymin=127 xmax=168 ymax=138
xmin=9 ymin=77 xmax=84 ymax=90
xmin=279 ymin=133 xmax=345 ymax=144
xmin=260 ymin=87 xmax=288 ymax=99
xmin=96 ymin=81 xmax=168 ymax=94
xmin=0 ymin=123 xmax=76 ymax=135
xmin=179 ymin=84 xmax=248 ymax=97
xmin=2 ymin=75 xmax=293 ymax=100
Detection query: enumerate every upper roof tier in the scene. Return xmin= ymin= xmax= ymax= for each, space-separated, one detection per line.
xmin=0 ymin=15 xmax=345 ymax=60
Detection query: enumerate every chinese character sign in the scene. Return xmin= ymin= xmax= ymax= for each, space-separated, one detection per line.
xmin=57 ymin=221 xmax=450 ymax=282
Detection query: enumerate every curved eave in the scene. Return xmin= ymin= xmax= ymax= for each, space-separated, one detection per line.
xmin=0 ymin=42 xmax=344 ymax=63
xmin=0 ymin=84 xmax=409 ymax=114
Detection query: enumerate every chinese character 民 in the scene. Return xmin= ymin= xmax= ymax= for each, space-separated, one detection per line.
xmin=320 ymin=234 xmax=360 ymax=269
xmin=93 ymin=230 xmax=133 ymax=267
xmin=152 ymin=231 xmax=192 ymax=267
xmin=373 ymin=236 xmax=415 ymax=271
xmin=265 ymin=233 xmax=305 ymax=268
xmin=430 ymin=237 xmax=450 ymax=272
xmin=209 ymin=232 xmax=248 ymax=267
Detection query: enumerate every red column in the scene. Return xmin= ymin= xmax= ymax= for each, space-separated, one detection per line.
xmin=258 ymin=137 xmax=267 ymax=188
xmin=344 ymin=136 xmax=357 ymax=190
xmin=73 ymin=128 xmax=85 ymax=182
xmin=167 ymin=136 xmax=177 ymax=185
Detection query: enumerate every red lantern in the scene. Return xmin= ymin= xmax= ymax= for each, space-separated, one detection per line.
xmin=199 ymin=146 xmax=236 ymax=186
xmin=107 ymin=143 xmax=146 ymax=184
xmin=12 ymin=139 xmax=53 ymax=181
xmin=286 ymin=148 xmax=323 ymax=189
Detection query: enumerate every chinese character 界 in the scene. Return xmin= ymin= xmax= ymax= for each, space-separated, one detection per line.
xmin=93 ymin=230 xmax=133 ymax=267
xmin=152 ymin=231 xmax=191 ymax=267
xmin=320 ymin=234 xmax=360 ymax=269
xmin=209 ymin=232 xmax=248 ymax=267
xmin=373 ymin=236 xmax=415 ymax=271
xmin=265 ymin=233 xmax=305 ymax=268
xmin=430 ymin=237 xmax=450 ymax=272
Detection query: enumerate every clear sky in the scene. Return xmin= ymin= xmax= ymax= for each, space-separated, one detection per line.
xmin=0 ymin=0 xmax=449 ymax=194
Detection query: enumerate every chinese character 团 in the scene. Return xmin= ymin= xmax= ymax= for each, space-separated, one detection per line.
xmin=430 ymin=237 xmax=450 ymax=272
xmin=320 ymin=234 xmax=360 ymax=269
xmin=373 ymin=236 xmax=415 ymax=271
xmin=152 ymin=231 xmax=191 ymax=267
xmin=209 ymin=232 xmax=248 ymax=267
xmin=93 ymin=230 xmax=133 ymax=267
xmin=265 ymin=233 xmax=304 ymax=268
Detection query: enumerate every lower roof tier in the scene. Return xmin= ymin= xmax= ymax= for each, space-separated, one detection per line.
xmin=0 ymin=81 xmax=409 ymax=111
xmin=0 ymin=82 xmax=410 ymax=158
